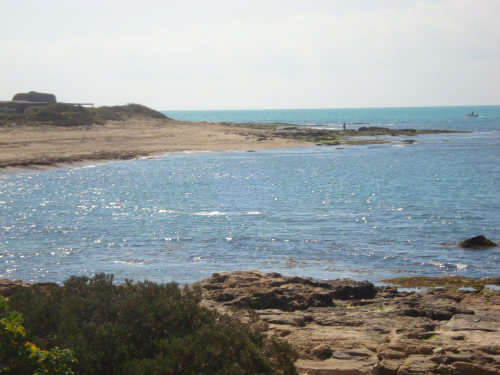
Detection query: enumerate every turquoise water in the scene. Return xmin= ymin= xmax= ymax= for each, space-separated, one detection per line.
xmin=1 ymin=106 xmax=499 ymax=284
xmin=165 ymin=106 xmax=500 ymax=132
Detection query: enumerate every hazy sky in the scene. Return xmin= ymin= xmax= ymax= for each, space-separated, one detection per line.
xmin=1 ymin=0 xmax=499 ymax=110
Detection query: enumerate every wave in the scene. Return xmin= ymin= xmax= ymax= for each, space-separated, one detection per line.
xmin=112 ymin=260 xmax=146 ymax=265
xmin=194 ymin=211 xmax=227 ymax=216
xmin=157 ymin=209 xmax=182 ymax=214
xmin=156 ymin=209 xmax=263 ymax=217
xmin=426 ymin=261 xmax=469 ymax=271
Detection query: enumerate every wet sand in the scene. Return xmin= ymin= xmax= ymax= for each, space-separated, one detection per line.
xmin=0 ymin=118 xmax=313 ymax=169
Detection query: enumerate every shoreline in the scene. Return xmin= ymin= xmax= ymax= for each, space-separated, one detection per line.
xmin=0 ymin=117 xmax=463 ymax=170
xmin=0 ymin=118 xmax=314 ymax=170
xmin=2 ymin=272 xmax=500 ymax=374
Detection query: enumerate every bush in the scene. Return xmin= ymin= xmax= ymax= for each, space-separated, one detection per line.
xmin=93 ymin=104 xmax=169 ymax=122
xmin=25 ymin=103 xmax=95 ymax=126
xmin=8 ymin=274 xmax=297 ymax=375
xmin=0 ymin=296 xmax=75 ymax=374
xmin=0 ymin=112 xmax=25 ymax=125
xmin=3 ymin=103 xmax=168 ymax=126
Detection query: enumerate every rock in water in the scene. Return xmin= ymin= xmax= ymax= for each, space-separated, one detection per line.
xmin=459 ymin=235 xmax=498 ymax=249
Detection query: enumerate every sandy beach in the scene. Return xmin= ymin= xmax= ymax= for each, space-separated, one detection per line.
xmin=0 ymin=118 xmax=314 ymax=169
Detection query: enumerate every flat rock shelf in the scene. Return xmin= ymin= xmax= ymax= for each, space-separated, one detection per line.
xmin=196 ymin=271 xmax=500 ymax=375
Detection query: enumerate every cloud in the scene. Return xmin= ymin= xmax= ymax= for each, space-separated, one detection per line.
xmin=1 ymin=0 xmax=499 ymax=108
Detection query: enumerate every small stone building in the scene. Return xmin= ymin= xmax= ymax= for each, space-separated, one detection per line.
xmin=0 ymin=91 xmax=57 ymax=114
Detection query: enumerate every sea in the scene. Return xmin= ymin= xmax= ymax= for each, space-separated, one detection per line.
xmin=1 ymin=106 xmax=499 ymax=285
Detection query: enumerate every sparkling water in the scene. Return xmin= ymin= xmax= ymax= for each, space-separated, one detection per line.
xmin=1 ymin=106 xmax=499 ymax=284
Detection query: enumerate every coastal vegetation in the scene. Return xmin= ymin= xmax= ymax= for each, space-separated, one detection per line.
xmin=0 ymin=296 xmax=75 ymax=374
xmin=4 ymin=274 xmax=297 ymax=375
xmin=91 ymin=103 xmax=170 ymax=122
xmin=24 ymin=103 xmax=95 ymax=126
xmin=1 ymin=103 xmax=169 ymax=126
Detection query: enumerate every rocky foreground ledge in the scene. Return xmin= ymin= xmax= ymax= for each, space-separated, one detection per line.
xmin=2 ymin=272 xmax=499 ymax=374
xmin=195 ymin=271 xmax=500 ymax=375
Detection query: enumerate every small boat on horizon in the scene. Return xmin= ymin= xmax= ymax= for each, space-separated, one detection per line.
xmin=465 ymin=111 xmax=479 ymax=117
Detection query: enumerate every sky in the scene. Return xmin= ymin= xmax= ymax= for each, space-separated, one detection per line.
xmin=1 ymin=0 xmax=499 ymax=110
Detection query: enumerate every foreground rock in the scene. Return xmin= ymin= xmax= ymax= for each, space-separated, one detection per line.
xmin=197 ymin=271 xmax=500 ymax=375
xmin=0 ymin=279 xmax=58 ymax=297
xmin=198 ymin=271 xmax=376 ymax=311
xmin=0 ymin=278 xmax=30 ymax=296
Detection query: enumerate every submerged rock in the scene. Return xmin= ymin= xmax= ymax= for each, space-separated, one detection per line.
xmin=459 ymin=235 xmax=499 ymax=249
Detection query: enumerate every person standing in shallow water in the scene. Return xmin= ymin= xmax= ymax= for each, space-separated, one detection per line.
xmin=343 ymin=123 xmax=346 ymax=131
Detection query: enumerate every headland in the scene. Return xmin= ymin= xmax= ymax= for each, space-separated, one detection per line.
xmin=0 ymin=100 xmax=462 ymax=170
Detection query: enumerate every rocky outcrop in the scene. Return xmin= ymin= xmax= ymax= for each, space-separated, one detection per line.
xmin=12 ymin=91 xmax=56 ymax=104
xmin=197 ymin=271 xmax=377 ymax=311
xmin=0 ymin=279 xmax=30 ymax=297
xmin=459 ymin=235 xmax=498 ymax=249
xmin=197 ymin=271 xmax=500 ymax=375
xmin=0 ymin=279 xmax=58 ymax=297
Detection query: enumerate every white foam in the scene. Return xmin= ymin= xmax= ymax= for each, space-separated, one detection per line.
xmin=112 ymin=260 xmax=145 ymax=265
xmin=245 ymin=211 xmax=262 ymax=215
xmin=427 ymin=261 xmax=446 ymax=268
xmin=194 ymin=211 xmax=227 ymax=216
xmin=158 ymin=209 xmax=181 ymax=214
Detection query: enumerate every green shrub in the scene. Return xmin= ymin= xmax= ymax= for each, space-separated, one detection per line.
xmin=0 ymin=296 xmax=75 ymax=374
xmin=9 ymin=274 xmax=297 ymax=375
xmin=3 ymin=103 xmax=168 ymax=126
xmin=25 ymin=103 xmax=95 ymax=126
xmin=93 ymin=104 xmax=168 ymax=122
xmin=0 ymin=112 xmax=25 ymax=125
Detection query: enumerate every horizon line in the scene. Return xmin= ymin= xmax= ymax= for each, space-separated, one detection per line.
xmin=161 ymin=104 xmax=500 ymax=112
